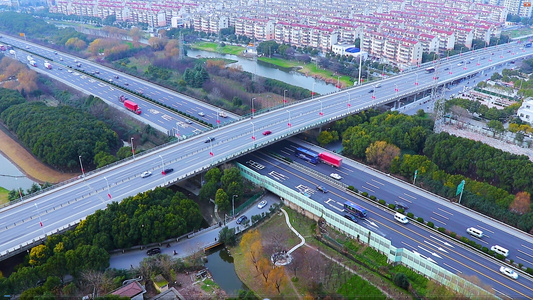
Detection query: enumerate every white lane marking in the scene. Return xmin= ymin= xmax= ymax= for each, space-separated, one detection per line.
xmin=430 ymin=217 xmax=447 ymax=226
xmin=398 ymin=196 xmax=412 ymax=203
xmin=424 ymin=240 xmax=448 ymax=253
xmin=492 ymin=288 xmax=510 ymax=299
xmin=371 ymin=179 xmax=385 ymax=186
xmin=365 ymin=219 xmax=378 ymax=228
xmin=517 ymin=249 xmax=533 ymax=260
xmin=403 ymin=193 xmax=416 ymax=199
xmin=522 ymin=244 xmax=533 ymax=252
xmin=361 ymin=186 xmax=375 ymax=193
xmin=365 ymin=182 xmax=381 ymax=189
xmin=437 ymin=207 xmax=454 ymax=216
xmin=516 ymin=255 xmax=533 ymax=267
xmin=443 ymin=263 xmax=462 ymax=274
xmin=432 ymin=212 xmax=449 ymax=220
xmin=478 ymin=225 xmax=495 ymax=234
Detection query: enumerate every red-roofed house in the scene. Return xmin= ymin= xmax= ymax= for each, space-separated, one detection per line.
xmin=111 ymin=281 xmax=145 ymax=300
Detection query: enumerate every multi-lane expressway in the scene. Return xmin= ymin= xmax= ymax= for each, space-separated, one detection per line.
xmin=0 ymin=35 xmax=532 ymax=296
xmin=0 ymin=35 xmax=238 ymax=136
xmin=237 ymin=140 xmax=533 ymax=298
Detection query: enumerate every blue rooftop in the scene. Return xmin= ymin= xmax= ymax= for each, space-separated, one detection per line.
xmin=345 ymin=47 xmax=360 ymax=53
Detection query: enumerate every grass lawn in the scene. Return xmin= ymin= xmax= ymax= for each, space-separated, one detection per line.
xmin=0 ymin=186 xmax=9 ymax=205
xmin=258 ymin=57 xmax=301 ymax=69
xmin=190 ymin=42 xmax=244 ymax=55
xmin=505 ymin=27 xmax=533 ymax=38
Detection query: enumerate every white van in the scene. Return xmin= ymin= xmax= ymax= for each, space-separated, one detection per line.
xmin=394 ymin=213 xmax=408 ymax=224
xmin=491 ymin=245 xmax=509 ymax=257
xmin=466 ymin=227 xmax=483 ymax=238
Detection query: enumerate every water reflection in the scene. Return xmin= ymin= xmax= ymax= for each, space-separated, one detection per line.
xmin=186 ymin=48 xmax=339 ymax=94
xmin=0 ymin=153 xmax=36 ymax=191
xmin=205 ymin=246 xmax=248 ymax=297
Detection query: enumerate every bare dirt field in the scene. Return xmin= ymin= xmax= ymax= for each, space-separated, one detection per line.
xmin=0 ymin=126 xmax=77 ymax=184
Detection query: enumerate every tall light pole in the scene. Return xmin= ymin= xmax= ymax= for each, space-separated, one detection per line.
xmin=357 ymin=54 xmax=363 ymax=86
xmin=159 ymin=155 xmax=164 ymax=173
xmin=175 ymin=122 xmax=180 ymax=138
xmin=232 ymin=195 xmax=238 ymax=217
xmin=104 ymin=176 xmax=111 ymax=199
xmin=251 ymin=97 xmax=256 ymax=119
xmin=311 ymin=82 xmax=315 ymax=99
xmin=34 ymin=203 xmax=45 ymax=237
xmin=216 ymin=112 xmax=220 ymax=128
xmin=347 ymin=91 xmax=351 ymax=114
xmin=336 ymin=76 xmax=341 ymax=89
xmin=287 ymin=110 xmax=292 ymax=127
xmin=251 ymin=122 xmax=256 ymax=146
xmin=318 ymin=99 xmax=323 ymax=116
xmin=130 ymin=137 xmax=135 ymax=159
xmin=459 ymin=46 xmax=464 ymax=56
xmin=283 ymin=89 xmax=288 ymax=106
xmin=394 ymin=83 xmax=399 ymax=94
xmin=79 ymin=155 xmax=85 ymax=178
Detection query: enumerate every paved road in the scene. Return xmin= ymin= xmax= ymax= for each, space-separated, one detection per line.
xmin=0 ymin=38 xmax=530 ymax=269
xmin=109 ymin=193 xmax=281 ymax=269
xmin=235 ymin=143 xmax=533 ymax=298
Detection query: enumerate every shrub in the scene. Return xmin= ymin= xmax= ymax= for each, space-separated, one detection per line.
xmin=519 ymin=263 xmax=523 ymax=269
xmin=378 ymin=199 xmax=386 ymax=205
xmin=370 ymin=195 xmax=377 ymax=200
xmin=407 ymin=212 xmax=414 ymax=218
xmin=482 ymin=247 xmax=489 ymax=253
xmin=362 ymin=192 xmax=368 ymax=197
xmin=526 ymin=267 xmax=533 ymax=275
xmin=460 ymin=237 xmax=470 ymax=244
xmin=495 ymin=254 xmax=506 ymax=261
xmin=398 ymin=208 xmax=405 ymax=214
xmin=449 ymin=232 xmax=457 ymax=238
xmin=291 ymin=277 xmax=299 ymax=282
xmin=347 ymin=186 xmax=355 ymax=191
xmin=427 ymin=222 xmax=434 ymax=228
xmin=416 ymin=217 xmax=424 ymax=223
xmin=437 ymin=227 xmax=445 ymax=233
xmin=388 ymin=204 xmax=396 ymax=209
xmin=392 ymin=272 xmax=410 ymax=290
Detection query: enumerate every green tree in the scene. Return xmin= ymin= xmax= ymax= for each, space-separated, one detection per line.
xmin=317 ymin=130 xmax=334 ymax=146
xmin=218 ymin=226 xmax=237 ymax=246
xmin=116 ymin=146 xmax=133 ymax=159
xmin=215 ymin=188 xmax=230 ymax=212
xmin=221 ymin=167 xmax=242 ymax=191
xmin=393 ymin=272 xmax=409 ymax=290
xmin=487 ymin=120 xmax=504 ymax=136
xmin=199 ymin=181 xmax=217 ymax=202
xmin=205 ymin=167 xmax=222 ymax=183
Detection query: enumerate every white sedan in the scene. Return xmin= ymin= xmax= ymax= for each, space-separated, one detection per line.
xmin=257 ymin=200 xmax=268 ymax=209
xmin=141 ymin=171 xmax=152 ymax=178
xmin=499 ymin=266 xmax=518 ymax=279
xmin=330 ymin=173 xmax=342 ymax=180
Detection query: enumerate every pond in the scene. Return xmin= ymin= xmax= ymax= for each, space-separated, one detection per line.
xmin=0 ymin=153 xmax=36 ymax=191
xmin=186 ymin=48 xmax=340 ymax=95
xmin=205 ymin=246 xmax=248 ymax=297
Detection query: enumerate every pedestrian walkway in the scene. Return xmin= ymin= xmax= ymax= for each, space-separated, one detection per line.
xmin=280 ymin=208 xmax=305 ymax=255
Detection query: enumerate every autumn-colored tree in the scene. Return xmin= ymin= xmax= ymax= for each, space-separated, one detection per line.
xmin=365 ymin=141 xmax=401 ymax=171
xmin=164 ymin=39 xmax=180 ymax=58
xmin=148 ymin=37 xmax=165 ymax=50
xmin=29 ymin=244 xmax=49 ymax=266
xmin=129 ymin=27 xmax=142 ymax=44
xmin=240 ymin=230 xmax=263 ymax=272
xmin=16 ymin=70 xmax=38 ymax=93
xmin=258 ymin=257 xmax=272 ymax=283
xmin=270 ymin=266 xmax=285 ymax=293
xmin=509 ymin=191 xmax=531 ymax=215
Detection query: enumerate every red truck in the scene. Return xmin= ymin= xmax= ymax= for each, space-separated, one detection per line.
xmin=319 ymin=152 xmax=342 ymax=168
xmin=123 ymin=100 xmax=141 ymax=114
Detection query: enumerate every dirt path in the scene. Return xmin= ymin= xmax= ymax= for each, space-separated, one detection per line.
xmin=0 ymin=126 xmax=77 ymax=184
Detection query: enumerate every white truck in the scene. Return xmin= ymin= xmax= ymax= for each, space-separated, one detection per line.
xmin=9 ymin=49 xmax=15 ymax=55
xmin=44 ymin=61 xmax=52 ymax=69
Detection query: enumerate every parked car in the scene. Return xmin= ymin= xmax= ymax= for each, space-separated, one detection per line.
xmin=330 ymin=173 xmax=342 ymax=180
xmin=141 ymin=171 xmax=152 ymax=178
xmin=236 ymin=215 xmax=248 ymax=224
xmin=198 ymin=112 xmax=205 ymax=117
xmin=205 ymin=137 xmax=215 ymax=143
xmin=262 ymin=130 xmax=272 ymax=136
xmin=161 ymin=168 xmax=174 ymax=175
xmin=499 ymin=266 xmax=518 ymax=279
xmin=146 ymin=248 xmax=161 ymax=256
xmin=257 ymin=200 xmax=268 ymax=209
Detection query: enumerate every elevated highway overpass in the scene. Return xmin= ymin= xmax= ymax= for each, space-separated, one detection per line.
xmin=0 ymin=40 xmax=531 ymax=261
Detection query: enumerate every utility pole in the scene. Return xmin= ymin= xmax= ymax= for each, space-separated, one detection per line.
xmin=178 ymin=33 xmax=184 ymax=60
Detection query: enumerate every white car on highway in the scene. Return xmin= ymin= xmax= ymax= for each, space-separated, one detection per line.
xmin=330 ymin=173 xmax=342 ymax=180
xmin=499 ymin=266 xmax=518 ymax=279
xmin=141 ymin=171 xmax=152 ymax=178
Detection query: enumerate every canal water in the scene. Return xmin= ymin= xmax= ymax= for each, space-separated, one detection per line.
xmin=205 ymin=246 xmax=248 ymax=297
xmin=186 ymin=48 xmax=339 ymax=95
xmin=0 ymin=153 xmax=36 ymax=191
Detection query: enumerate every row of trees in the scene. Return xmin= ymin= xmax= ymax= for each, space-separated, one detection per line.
xmin=0 ymin=101 xmax=120 ymax=171
xmin=0 ymin=188 xmax=202 ymax=297
xmin=338 ymin=111 xmax=533 ymax=233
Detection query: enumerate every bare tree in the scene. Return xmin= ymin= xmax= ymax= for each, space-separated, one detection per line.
xmin=450 ymin=105 xmax=470 ymax=127
xmin=80 ymin=270 xmax=112 ymax=298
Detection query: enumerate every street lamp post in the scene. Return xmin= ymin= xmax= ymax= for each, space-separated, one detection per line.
xmin=394 ymin=83 xmax=399 ymax=93
xmin=336 ymin=76 xmax=341 ymax=89
xmin=283 ymin=89 xmax=288 ymax=106
xmin=312 ymin=82 xmax=315 ymax=99
xmin=251 ymin=97 xmax=256 ymax=119
xmin=34 ymin=203 xmax=45 ymax=237
xmin=159 ymin=155 xmax=164 ymax=172
xmin=216 ymin=112 xmax=220 ymax=128
xmin=79 ymin=155 xmax=85 ymax=178
xmin=347 ymin=91 xmax=351 ymax=113
xmin=104 ymin=176 xmax=111 ymax=199
xmin=287 ymin=110 xmax=292 ymax=127
xmin=318 ymin=99 xmax=323 ymax=116
xmin=460 ymin=47 xmax=464 ymax=56
xmin=415 ymin=73 xmax=419 ymax=86
xmin=232 ymin=195 xmax=238 ymax=218
xmin=131 ymin=137 xmax=135 ymax=159
xmin=251 ymin=122 xmax=256 ymax=146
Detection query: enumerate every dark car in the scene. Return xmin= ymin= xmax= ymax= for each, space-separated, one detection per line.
xmin=161 ymin=168 xmax=174 ymax=175
xmin=343 ymin=214 xmax=358 ymax=223
xmin=146 ymin=247 xmax=161 ymax=256
xmin=236 ymin=215 xmax=248 ymax=224
xmin=316 ymin=185 xmax=328 ymax=193
xmin=205 ymin=137 xmax=215 ymax=143
xmin=368 ymin=89 xmax=374 ymax=93
xmin=396 ymin=202 xmax=409 ymax=210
